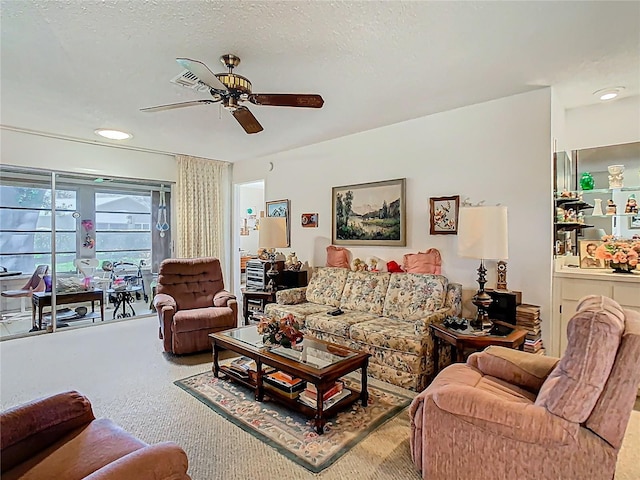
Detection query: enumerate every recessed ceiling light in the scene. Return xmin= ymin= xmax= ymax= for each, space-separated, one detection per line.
xmin=593 ymin=87 xmax=624 ymax=101
xmin=94 ymin=128 xmax=133 ymax=140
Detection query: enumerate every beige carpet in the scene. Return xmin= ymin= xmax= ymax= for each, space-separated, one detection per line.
xmin=0 ymin=316 xmax=638 ymax=480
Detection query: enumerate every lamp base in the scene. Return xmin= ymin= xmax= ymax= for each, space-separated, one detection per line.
xmin=471 ymin=259 xmax=493 ymax=330
xmin=265 ymin=252 xmax=280 ymax=292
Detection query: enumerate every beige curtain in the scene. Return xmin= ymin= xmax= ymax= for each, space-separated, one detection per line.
xmin=175 ymin=155 xmax=230 ymax=260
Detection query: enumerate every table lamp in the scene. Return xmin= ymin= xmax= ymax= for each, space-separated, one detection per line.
xmin=259 ymin=217 xmax=288 ymax=292
xmin=457 ymin=205 xmax=508 ymax=330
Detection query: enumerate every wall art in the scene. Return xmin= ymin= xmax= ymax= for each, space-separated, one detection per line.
xmin=429 ymin=195 xmax=460 ymax=235
xmin=266 ymin=199 xmax=290 ymax=247
xmin=301 ymin=213 xmax=318 ymax=228
xmin=332 ymin=178 xmax=406 ymax=246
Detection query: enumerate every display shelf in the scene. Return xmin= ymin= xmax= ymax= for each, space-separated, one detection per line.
xmin=557 ymin=185 xmax=640 ymax=196
xmin=554 ymin=198 xmax=593 ymax=209
xmin=554 ymin=222 xmax=594 ymax=231
xmin=585 ymin=213 xmax=638 ymax=218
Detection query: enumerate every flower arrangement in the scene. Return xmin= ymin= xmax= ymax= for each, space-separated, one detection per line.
xmin=257 ymin=314 xmax=304 ymax=348
xmin=595 ymin=236 xmax=640 ymax=273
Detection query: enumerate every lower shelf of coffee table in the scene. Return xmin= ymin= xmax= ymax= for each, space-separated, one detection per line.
xmin=219 ymin=365 xmax=362 ymax=416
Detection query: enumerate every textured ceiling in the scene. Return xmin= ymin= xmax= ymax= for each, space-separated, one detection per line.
xmin=1 ymin=1 xmax=639 ymax=162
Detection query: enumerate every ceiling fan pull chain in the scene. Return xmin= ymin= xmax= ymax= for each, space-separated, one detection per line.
xmin=156 ymin=185 xmax=170 ymax=237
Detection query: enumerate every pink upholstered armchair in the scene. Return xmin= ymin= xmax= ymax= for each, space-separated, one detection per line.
xmin=154 ymin=257 xmax=237 ymax=354
xmin=410 ymin=295 xmax=640 ymax=480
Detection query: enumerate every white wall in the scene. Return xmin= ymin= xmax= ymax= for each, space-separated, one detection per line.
xmin=238 ymin=182 xmax=265 ymax=255
xmin=234 ymin=89 xmax=553 ymax=347
xmin=1 ymin=128 xmax=177 ymax=182
xmin=565 ymin=95 xmax=640 ymax=151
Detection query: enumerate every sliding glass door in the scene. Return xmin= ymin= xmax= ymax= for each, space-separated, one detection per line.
xmin=0 ymin=166 xmax=172 ymax=338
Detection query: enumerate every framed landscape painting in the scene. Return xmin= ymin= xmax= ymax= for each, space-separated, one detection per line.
xmin=332 ymin=178 xmax=406 ymax=246
xmin=429 ymin=195 xmax=460 ymax=235
xmin=266 ymin=199 xmax=291 ymax=247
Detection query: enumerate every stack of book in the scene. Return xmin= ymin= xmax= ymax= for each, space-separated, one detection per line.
xmin=263 ymin=371 xmax=306 ymax=399
xmin=226 ymin=356 xmax=275 ymax=381
xmin=516 ymin=304 xmax=545 ymax=355
xmin=298 ymin=381 xmax=350 ymax=409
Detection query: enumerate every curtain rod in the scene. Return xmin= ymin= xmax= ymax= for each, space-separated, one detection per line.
xmin=1 ymin=125 xmax=179 ymax=157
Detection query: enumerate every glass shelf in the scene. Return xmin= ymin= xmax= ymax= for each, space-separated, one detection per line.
xmin=556 ymin=185 xmax=640 ymax=197
xmin=586 ymin=213 xmax=639 ymax=218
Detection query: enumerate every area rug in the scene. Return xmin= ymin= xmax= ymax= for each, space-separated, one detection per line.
xmin=174 ymin=371 xmax=413 ymax=473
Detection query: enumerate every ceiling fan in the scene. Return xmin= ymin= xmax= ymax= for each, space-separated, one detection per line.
xmin=141 ymin=54 xmax=324 ymax=134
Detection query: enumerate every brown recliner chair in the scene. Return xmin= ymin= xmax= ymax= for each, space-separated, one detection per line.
xmin=154 ymin=257 xmax=237 ymax=354
xmin=1 ymin=390 xmax=190 ymax=480
xmin=409 ymin=295 xmax=640 ymax=480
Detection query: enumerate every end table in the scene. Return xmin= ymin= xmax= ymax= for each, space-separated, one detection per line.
xmin=241 ymin=288 xmax=277 ymax=325
xmin=430 ymin=321 xmax=527 ymax=379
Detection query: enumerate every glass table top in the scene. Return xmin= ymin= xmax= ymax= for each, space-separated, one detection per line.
xmin=223 ymin=326 xmax=358 ymax=368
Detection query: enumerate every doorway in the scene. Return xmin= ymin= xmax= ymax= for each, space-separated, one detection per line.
xmin=232 ymin=180 xmax=264 ymax=321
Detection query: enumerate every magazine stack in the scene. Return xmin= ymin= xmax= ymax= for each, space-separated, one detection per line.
xmin=298 ymin=380 xmax=351 ymax=409
xmin=516 ymin=303 xmax=545 ymax=355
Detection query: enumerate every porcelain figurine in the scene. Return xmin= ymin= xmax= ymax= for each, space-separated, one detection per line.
xmin=608 ymin=164 xmax=625 ymax=188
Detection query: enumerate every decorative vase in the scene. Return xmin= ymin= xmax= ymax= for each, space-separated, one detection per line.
xmin=608 ymin=165 xmax=625 ymax=188
xmin=579 ymin=172 xmax=595 ymax=190
xmin=610 ymin=263 xmax=636 ymax=274
xmin=592 ymin=198 xmax=603 ymax=216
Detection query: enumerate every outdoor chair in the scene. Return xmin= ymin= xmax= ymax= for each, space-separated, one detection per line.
xmin=1 ymin=265 xmax=49 ymax=313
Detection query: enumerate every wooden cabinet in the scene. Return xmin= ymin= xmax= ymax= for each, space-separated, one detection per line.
xmin=552 ymin=269 xmax=640 ymax=355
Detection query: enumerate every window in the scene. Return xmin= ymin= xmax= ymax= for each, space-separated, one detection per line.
xmin=0 ymin=181 xmax=77 ymax=273
xmin=0 ymin=167 xmax=170 ymax=275
xmin=95 ymin=192 xmax=152 ymax=267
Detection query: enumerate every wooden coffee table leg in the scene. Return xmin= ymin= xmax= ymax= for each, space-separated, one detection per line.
xmin=315 ymin=385 xmax=325 ymax=434
xmin=212 ymin=343 xmax=221 ymax=377
xmin=361 ymin=359 xmax=369 ymax=407
xmin=255 ymin=359 xmax=264 ymax=402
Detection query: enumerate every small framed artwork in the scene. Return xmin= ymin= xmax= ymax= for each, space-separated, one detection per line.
xmin=429 ymin=195 xmax=460 ymax=235
xmin=630 ymin=215 xmax=640 ymax=229
xmin=301 ymin=213 xmax=318 ymax=228
xmin=332 ymin=178 xmax=406 ymax=246
xmin=266 ymin=199 xmax=290 ymax=246
xmin=578 ymin=240 xmax=606 ymax=269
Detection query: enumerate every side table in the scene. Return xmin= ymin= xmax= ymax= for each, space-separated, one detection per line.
xmin=241 ymin=288 xmax=277 ymax=325
xmin=429 ymin=321 xmax=527 ymax=379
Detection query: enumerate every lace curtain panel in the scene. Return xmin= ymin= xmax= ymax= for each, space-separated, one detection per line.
xmin=176 ymin=155 xmax=229 ymax=260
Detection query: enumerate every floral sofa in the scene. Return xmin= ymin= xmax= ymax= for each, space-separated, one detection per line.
xmin=264 ymin=267 xmax=462 ymax=391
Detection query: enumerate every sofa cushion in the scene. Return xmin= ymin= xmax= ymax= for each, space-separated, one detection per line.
xmin=403 ymin=248 xmax=442 ymax=275
xmin=306 ymin=267 xmax=349 ymax=307
xmin=3 ymin=419 xmax=146 ymax=480
xmin=306 ymin=310 xmax=380 ymax=338
xmin=339 ymin=271 xmax=391 ymax=315
xmin=264 ymin=302 xmax=329 ymax=327
xmin=172 ymin=307 xmax=235 ymax=333
xmin=326 ymin=246 xmax=350 ymax=268
xmin=535 ymin=295 xmax=625 ymax=423
xmin=382 ymin=273 xmax=448 ymax=320
xmin=349 ymin=317 xmax=422 ymax=355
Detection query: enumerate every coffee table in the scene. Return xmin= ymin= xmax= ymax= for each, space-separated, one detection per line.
xmin=210 ymin=326 xmax=370 ymax=434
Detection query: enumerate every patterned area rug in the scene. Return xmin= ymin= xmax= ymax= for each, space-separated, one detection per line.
xmin=174 ymin=371 xmax=412 ymax=473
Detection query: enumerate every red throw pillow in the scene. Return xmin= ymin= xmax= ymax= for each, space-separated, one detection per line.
xmin=326 ymin=246 xmax=350 ymax=268
xmin=403 ymin=248 xmax=442 ymax=275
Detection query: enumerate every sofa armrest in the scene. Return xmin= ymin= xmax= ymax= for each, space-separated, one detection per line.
xmin=467 ymin=346 xmax=560 ymax=393
xmin=154 ymin=294 xmax=176 ymax=351
xmin=1 ymin=390 xmax=95 ymax=473
xmin=214 ymin=290 xmax=236 ymax=307
xmin=83 ymin=442 xmax=190 ymax=480
xmin=445 ymin=282 xmax=462 ymax=316
xmin=413 ymin=307 xmax=452 ymax=335
xmin=276 ymin=287 xmax=307 ymax=305
xmin=430 ymin=384 xmax=577 ymax=446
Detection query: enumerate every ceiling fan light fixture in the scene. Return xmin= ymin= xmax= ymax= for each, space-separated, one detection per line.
xmin=94 ymin=128 xmax=133 ymax=140
xmin=593 ymin=87 xmax=624 ymax=101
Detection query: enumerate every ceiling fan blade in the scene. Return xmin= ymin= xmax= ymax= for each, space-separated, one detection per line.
xmin=176 ymin=58 xmax=229 ymax=92
xmin=248 ymin=94 xmax=324 ymax=108
xmin=232 ymin=106 xmax=263 ymax=134
xmin=140 ymin=99 xmax=218 ymax=112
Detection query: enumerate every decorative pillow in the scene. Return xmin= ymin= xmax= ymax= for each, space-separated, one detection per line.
xmin=535 ymin=295 xmax=625 ymax=423
xmin=326 ymin=246 xmax=350 ymax=268
xmin=403 ymin=248 xmax=442 ymax=275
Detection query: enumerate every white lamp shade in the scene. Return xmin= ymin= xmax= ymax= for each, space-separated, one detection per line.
xmin=457 ymin=206 xmax=508 ymax=260
xmin=259 ymin=217 xmax=288 ymax=249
